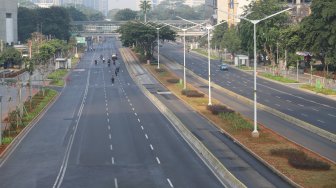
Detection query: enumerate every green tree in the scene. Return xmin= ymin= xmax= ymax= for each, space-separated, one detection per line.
xmin=114 ymin=9 xmax=138 ymax=21
xmin=279 ymin=24 xmax=304 ymax=67
xmin=65 ymin=7 xmax=88 ymax=21
xmin=140 ymin=0 xmax=151 ymax=22
xmin=301 ymin=0 xmax=336 ymax=71
xmin=18 ymin=7 xmax=37 ymax=42
xmin=211 ymin=22 xmax=228 ymax=49
xmin=0 ymin=48 xmax=23 ymax=68
xmin=118 ymin=21 xmax=176 ymax=59
xmin=238 ymin=0 xmax=290 ymax=65
xmin=18 ymin=7 xmax=72 ymax=42
xmin=222 ymin=28 xmax=241 ymax=59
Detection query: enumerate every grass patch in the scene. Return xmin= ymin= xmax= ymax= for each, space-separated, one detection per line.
xmin=238 ymin=66 xmax=253 ymax=70
xmin=1 ymin=137 xmax=13 ymax=144
xmin=260 ymin=73 xmax=298 ymax=83
xmin=144 ymin=63 xmax=336 ymax=188
xmin=48 ymin=69 xmax=68 ymax=86
xmin=192 ymin=49 xmax=219 ymax=60
xmin=300 ymin=84 xmax=336 ymax=95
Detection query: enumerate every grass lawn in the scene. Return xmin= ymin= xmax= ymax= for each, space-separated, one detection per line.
xmin=48 ymin=69 xmax=68 ymax=86
xmin=260 ymin=72 xmax=299 ymax=83
xmin=301 ymin=84 xmax=336 ymax=95
xmin=145 ymin=64 xmax=336 ymax=188
xmin=192 ymin=49 xmax=219 ymax=60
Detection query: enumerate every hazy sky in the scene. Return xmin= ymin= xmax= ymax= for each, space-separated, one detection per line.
xmin=109 ymin=0 xmax=138 ymax=10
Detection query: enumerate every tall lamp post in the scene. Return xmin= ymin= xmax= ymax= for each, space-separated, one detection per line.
xmin=176 ymin=17 xmax=225 ymax=105
xmin=162 ymin=22 xmax=200 ymax=89
xmin=240 ymin=7 xmax=292 ymax=137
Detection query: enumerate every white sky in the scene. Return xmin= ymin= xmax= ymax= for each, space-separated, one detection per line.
xmin=109 ymin=0 xmax=138 ymax=10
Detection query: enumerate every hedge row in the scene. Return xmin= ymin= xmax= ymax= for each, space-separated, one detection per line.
xmin=270 ymin=148 xmax=330 ymax=170
xmin=207 ymin=104 xmax=234 ymax=115
xmin=166 ymin=78 xmax=180 ymax=83
xmin=181 ymin=89 xmax=204 ymax=97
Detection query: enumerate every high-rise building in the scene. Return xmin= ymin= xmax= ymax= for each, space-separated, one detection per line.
xmin=217 ymin=0 xmax=251 ymax=26
xmin=0 ymin=0 xmax=18 ymax=45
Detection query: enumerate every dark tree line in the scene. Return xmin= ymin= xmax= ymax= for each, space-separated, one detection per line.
xmin=18 ymin=7 xmax=71 ymax=42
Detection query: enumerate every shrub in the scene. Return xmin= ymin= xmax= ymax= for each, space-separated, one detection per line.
xmin=207 ymin=104 xmax=234 ymax=115
xmin=270 ymin=148 xmax=331 ymax=170
xmin=166 ymin=78 xmax=180 ymax=83
xmin=155 ymin=68 xmax=165 ymax=73
xmin=181 ymin=89 xmax=204 ymax=97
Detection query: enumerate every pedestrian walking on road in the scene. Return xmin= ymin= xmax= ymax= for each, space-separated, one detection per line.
xmin=111 ymin=76 xmax=114 ymax=84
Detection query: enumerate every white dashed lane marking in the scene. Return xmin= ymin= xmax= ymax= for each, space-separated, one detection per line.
xmin=149 ymin=144 xmax=154 ymax=150
xmin=156 ymin=157 xmax=161 ymax=164
xmin=328 ymin=113 xmax=336 ymax=118
xmin=145 ymin=134 xmax=148 ymax=139
xmin=167 ymin=178 xmax=174 ymax=188
xmin=317 ymin=119 xmax=325 ymax=123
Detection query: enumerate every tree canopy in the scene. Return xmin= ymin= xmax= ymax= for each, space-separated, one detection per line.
xmin=114 ymin=9 xmax=138 ymax=21
xmin=18 ymin=7 xmax=71 ymax=42
xmin=238 ymin=0 xmax=290 ymax=64
xmin=300 ymin=0 xmax=336 ymax=66
xmin=0 ymin=48 xmax=23 ymax=68
xmin=117 ymin=21 xmax=176 ymax=59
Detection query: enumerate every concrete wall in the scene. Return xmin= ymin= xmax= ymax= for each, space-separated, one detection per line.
xmin=0 ymin=0 xmax=18 ymax=45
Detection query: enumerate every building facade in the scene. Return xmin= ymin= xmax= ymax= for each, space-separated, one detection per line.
xmin=217 ymin=0 xmax=251 ymax=26
xmin=0 ymin=0 xmax=18 ymax=45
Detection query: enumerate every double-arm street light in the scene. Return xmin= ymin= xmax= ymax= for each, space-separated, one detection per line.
xmin=240 ymin=7 xmax=292 ymax=137
xmin=176 ymin=16 xmax=224 ymax=105
xmin=161 ymin=22 xmax=201 ymax=89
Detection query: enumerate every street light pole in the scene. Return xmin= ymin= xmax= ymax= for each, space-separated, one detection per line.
xmin=252 ymin=21 xmax=259 ymax=137
xmin=207 ymin=26 xmax=212 ymax=105
xmin=240 ymin=7 xmax=292 ymax=137
xmin=182 ymin=29 xmax=187 ymax=89
xmin=157 ymin=28 xmax=160 ymax=69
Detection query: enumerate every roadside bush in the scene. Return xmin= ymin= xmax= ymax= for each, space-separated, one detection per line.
xmin=270 ymin=148 xmax=331 ymax=170
xmin=181 ymin=89 xmax=204 ymax=97
xmin=155 ymin=68 xmax=165 ymax=73
xmin=166 ymin=78 xmax=180 ymax=83
xmin=207 ymin=104 xmax=234 ymax=115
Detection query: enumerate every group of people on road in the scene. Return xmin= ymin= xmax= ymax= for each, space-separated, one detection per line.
xmin=93 ymin=54 xmax=121 ymax=85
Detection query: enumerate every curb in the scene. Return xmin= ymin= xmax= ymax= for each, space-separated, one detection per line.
xmin=120 ymin=48 xmax=246 ymax=188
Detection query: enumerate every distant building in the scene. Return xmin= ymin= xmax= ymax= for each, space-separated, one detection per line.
xmin=0 ymin=0 xmax=18 ymax=45
xmin=217 ymin=0 xmax=250 ymax=26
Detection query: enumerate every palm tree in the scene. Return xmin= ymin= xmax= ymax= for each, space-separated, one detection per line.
xmin=140 ymin=0 xmax=151 ymax=22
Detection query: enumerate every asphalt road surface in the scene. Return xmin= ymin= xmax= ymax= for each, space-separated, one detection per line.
xmin=0 ymin=39 xmax=223 ymax=188
xmin=160 ymin=42 xmax=336 ymax=134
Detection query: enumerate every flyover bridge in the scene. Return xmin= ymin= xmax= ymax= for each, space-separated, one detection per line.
xmin=71 ymin=20 xmax=207 ymax=37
